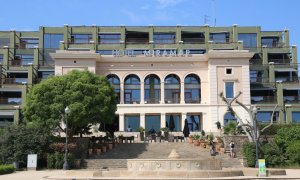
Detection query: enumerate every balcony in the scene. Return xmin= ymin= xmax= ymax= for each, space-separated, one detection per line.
xmin=182 ymin=38 xmax=205 ymax=44
xmin=276 ymin=77 xmax=300 ymax=83
xmin=185 ymin=97 xmax=200 ymax=104
xmin=250 ymin=77 xmax=269 ymax=84
xmin=144 ymin=98 xmax=160 ymax=104
xmin=165 ymin=98 xmax=180 ymax=104
xmin=0 ymin=97 xmax=22 ymax=105
xmin=251 ymin=96 xmax=277 ymax=104
xmin=284 ymin=96 xmax=300 ymax=103
xmin=125 ymin=99 xmax=140 ymax=104
xmin=3 ymin=78 xmax=28 ymax=85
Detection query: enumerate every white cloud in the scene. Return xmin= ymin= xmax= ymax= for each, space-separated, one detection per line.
xmin=121 ymin=9 xmax=143 ymax=23
xmin=156 ymin=0 xmax=184 ymax=9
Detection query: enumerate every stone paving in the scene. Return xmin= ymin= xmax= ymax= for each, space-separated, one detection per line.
xmin=83 ymin=142 xmax=242 ymax=169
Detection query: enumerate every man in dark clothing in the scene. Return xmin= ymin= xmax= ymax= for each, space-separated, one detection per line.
xmin=183 ymin=119 xmax=190 ymax=141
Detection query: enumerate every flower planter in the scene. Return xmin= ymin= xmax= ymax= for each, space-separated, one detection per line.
xmin=193 ymin=140 xmax=200 ymax=146
xmin=102 ymin=146 xmax=107 ymax=153
xmin=220 ymin=147 xmax=225 ymax=154
xmin=96 ymin=148 xmax=102 ymax=155
xmin=188 ymin=137 xmax=193 ymax=144
xmin=108 ymin=143 xmax=113 ymax=150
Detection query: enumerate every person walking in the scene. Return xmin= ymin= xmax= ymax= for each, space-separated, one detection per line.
xmin=210 ymin=140 xmax=215 ymax=156
xmin=183 ymin=119 xmax=190 ymax=142
xmin=229 ymin=140 xmax=235 ymax=158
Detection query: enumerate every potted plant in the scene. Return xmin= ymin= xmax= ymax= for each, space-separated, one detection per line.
xmin=215 ymin=121 xmax=222 ymax=136
xmin=160 ymin=127 xmax=169 ymax=141
xmin=192 ymin=134 xmax=201 ymax=146
xmin=188 ymin=135 xmax=193 ymax=143
xmin=136 ymin=126 xmax=145 ymax=141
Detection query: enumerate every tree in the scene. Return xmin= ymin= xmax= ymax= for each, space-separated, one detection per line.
xmin=23 ymin=70 xmax=117 ymax=137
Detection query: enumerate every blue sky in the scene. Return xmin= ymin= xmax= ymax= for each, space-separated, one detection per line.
xmin=0 ymin=0 xmax=299 ymax=51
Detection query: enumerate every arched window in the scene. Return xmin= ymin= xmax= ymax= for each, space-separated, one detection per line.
xmin=224 ymin=112 xmax=237 ymax=125
xmin=144 ymin=74 xmax=160 ymax=104
xmin=107 ymin=74 xmax=120 ymax=103
xmin=164 ymin=74 xmax=180 ymax=104
xmin=184 ymin=74 xmax=200 ymax=103
xmin=124 ymin=74 xmax=140 ymax=104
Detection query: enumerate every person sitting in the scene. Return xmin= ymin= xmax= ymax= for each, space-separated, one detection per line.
xmin=149 ymin=127 xmax=156 ymax=134
xmin=126 ymin=125 xmax=132 ymax=132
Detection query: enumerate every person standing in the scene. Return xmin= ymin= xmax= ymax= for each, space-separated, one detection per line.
xmin=183 ymin=119 xmax=190 ymax=142
xmin=229 ymin=140 xmax=235 ymax=158
xmin=210 ymin=140 xmax=215 ymax=156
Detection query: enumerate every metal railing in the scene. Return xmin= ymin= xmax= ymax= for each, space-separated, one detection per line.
xmin=185 ymin=97 xmax=200 ymax=103
xmin=144 ymin=98 xmax=160 ymax=104
xmin=0 ymin=97 xmax=22 ymax=105
xmin=250 ymin=77 xmax=270 ymax=83
xmin=182 ymin=38 xmax=205 ymax=44
xmin=124 ymin=99 xmax=140 ymax=104
xmin=126 ymin=38 xmax=149 ymax=44
xmin=3 ymin=78 xmax=28 ymax=84
xmin=284 ymin=96 xmax=300 ymax=103
xmin=8 ymin=59 xmax=34 ymax=66
xmin=251 ymin=96 xmax=277 ymax=104
xmin=164 ymin=98 xmax=180 ymax=104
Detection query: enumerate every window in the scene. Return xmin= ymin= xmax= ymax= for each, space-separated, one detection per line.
xmin=225 ymin=82 xmax=234 ymax=98
xmin=209 ymin=32 xmax=229 ymax=43
xmin=257 ymin=111 xmax=279 ymax=123
xmin=225 ymin=68 xmax=232 ymax=75
xmin=99 ymin=34 xmax=121 ymax=44
xmin=125 ymin=115 xmax=140 ymax=132
xmin=184 ymin=74 xmax=201 ymax=103
xmin=184 ymin=49 xmax=206 ymax=54
xmin=238 ymin=33 xmax=257 ymax=48
xmin=0 ymin=38 xmax=10 ymax=47
xmin=0 ymin=54 xmax=3 ymax=64
xmin=97 ymin=50 xmax=113 ymax=55
xmin=261 ymin=37 xmax=279 ymax=47
xmin=144 ymin=74 xmax=160 ymax=104
xmin=44 ymin=34 xmax=63 ymax=49
xmin=166 ymin=114 xmax=181 ymax=131
xmin=292 ymin=112 xmax=300 ymax=123
xmin=70 ymin=34 xmax=92 ymax=44
xmin=154 ymin=33 xmax=175 ymax=44
xmin=20 ymin=38 xmax=39 ymax=49
xmin=186 ymin=114 xmax=201 ymax=131
xmin=224 ymin=112 xmax=237 ymax=125
xmin=14 ymin=54 xmax=34 ymax=66
xmin=145 ymin=115 xmax=160 ymax=132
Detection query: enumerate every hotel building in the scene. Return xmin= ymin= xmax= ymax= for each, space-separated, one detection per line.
xmin=0 ymin=25 xmax=299 ymax=133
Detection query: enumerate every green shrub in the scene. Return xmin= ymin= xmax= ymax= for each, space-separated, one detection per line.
xmin=261 ymin=142 xmax=285 ymax=167
xmin=47 ymin=152 xmax=75 ymax=169
xmin=243 ymin=142 xmax=256 ymax=167
xmin=274 ymin=126 xmax=300 ymax=152
xmin=0 ymin=164 xmax=15 ymax=175
xmin=286 ymin=140 xmax=300 ymax=165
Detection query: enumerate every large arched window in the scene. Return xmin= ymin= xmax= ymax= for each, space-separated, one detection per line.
xmin=164 ymin=74 xmax=180 ymax=104
xmin=184 ymin=74 xmax=201 ymax=103
xmin=144 ymin=74 xmax=160 ymax=104
xmin=224 ymin=112 xmax=237 ymax=125
xmin=124 ymin=74 xmax=140 ymax=104
xmin=107 ymin=74 xmax=120 ymax=103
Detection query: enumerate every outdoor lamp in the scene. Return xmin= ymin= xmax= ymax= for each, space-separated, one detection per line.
xmin=63 ymin=106 xmax=70 ymax=170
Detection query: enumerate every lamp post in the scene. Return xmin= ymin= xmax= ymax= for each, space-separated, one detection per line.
xmin=63 ymin=106 xmax=70 ymax=170
xmin=252 ymin=105 xmax=259 ymax=168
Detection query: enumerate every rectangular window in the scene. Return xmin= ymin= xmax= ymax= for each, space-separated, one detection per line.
xmin=145 ymin=115 xmax=161 ymax=132
xmin=20 ymin=38 xmax=39 ymax=49
xmin=14 ymin=54 xmax=34 ymax=66
xmin=257 ymin=111 xmax=279 ymax=123
xmin=166 ymin=114 xmax=181 ymax=132
xmin=210 ymin=32 xmax=230 ymax=43
xmin=154 ymin=33 xmax=175 ymax=44
xmin=44 ymin=34 xmax=64 ymax=49
xmin=71 ymin=34 xmax=92 ymax=44
xmin=225 ymin=68 xmax=233 ymax=75
xmin=0 ymin=38 xmax=10 ymax=47
xmin=98 ymin=33 xmax=121 ymax=44
xmin=225 ymin=82 xmax=234 ymax=98
xmin=238 ymin=33 xmax=257 ymax=48
xmin=261 ymin=37 xmax=279 ymax=47
xmin=186 ymin=114 xmax=201 ymax=132
xmin=125 ymin=115 xmax=140 ymax=132
xmin=97 ymin=50 xmax=113 ymax=55
xmin=292 ymin=112 xmax=300 ymax=123
xmin=0 ymin=54 xmax=3 ymax=64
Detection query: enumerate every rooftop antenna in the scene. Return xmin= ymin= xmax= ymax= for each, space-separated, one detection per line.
xmin=204 ymin=14 xmax=210 ymax=25
xmin=211 ymin=0 xmax=216 ymax=27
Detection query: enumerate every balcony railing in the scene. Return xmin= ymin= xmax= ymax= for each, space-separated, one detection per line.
xmin=165 ymin=98 xmax=180 ymax=104
xmin=182 ymin=38 xmax=205 ymax=44
xmin=251 ymin=96 xmax=277 ymax=104
xmin=284 ymin=96 xmax=300 ymax=103
xmin=185 ymin=98 xmax=200 ymax=104
xmin=125 ymin=99 xmax=140 ymax=104
xmin=268 ymin=59 xmax=291 ymax=64
xmin=126 ymin=38 xmax=149 ymax=44
xmin=9 ymin=60 xmax=34 ymax=66
xmin=0 ymin=97 xmax=22 ymax=105
xmin=250 ymin=77 xmax=269 ymax=83
xmin=276 ymin=77 xmax=300 ymax=83
xmin=144 ymin=98 xmax=160 ymax=104
xmin=3 ymin=78 xmax=28 ymax=85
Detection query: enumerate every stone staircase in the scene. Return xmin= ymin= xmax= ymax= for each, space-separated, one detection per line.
xmin=82 ymin=142 xmax=243 ymax=169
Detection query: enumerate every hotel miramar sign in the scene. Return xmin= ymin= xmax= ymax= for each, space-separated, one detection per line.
xmin=107 ymin=49 xmax=193 ymax=57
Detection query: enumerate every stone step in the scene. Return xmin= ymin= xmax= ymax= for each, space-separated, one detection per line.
xmin=82 ymin=159 xmax=127 ymax=169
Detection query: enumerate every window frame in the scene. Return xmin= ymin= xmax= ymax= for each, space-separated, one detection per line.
xmin=225 ymin=81 xmax=234 ymax=99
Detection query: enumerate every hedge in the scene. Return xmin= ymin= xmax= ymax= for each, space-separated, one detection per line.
xmin=47 ymin=152 xmax=75 ymax=169
xmin=243 ymin=142 xmax=256 ymax=167
xmin=0 ymin=164 xmax=15 ymax=175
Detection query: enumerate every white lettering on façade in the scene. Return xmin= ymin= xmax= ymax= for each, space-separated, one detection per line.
xmin=111 ymin=49 xmax=191 ymax=57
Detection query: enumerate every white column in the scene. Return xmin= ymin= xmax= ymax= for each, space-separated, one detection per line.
xmin=161 ymin=113 xmax=166 ymax=128
xmin=120 ymin=82 xmax=124 ymax=104
xmin=160 ymin=82 xmax=165 ymax=104
xmin=180 ymin=82 xmax=185 ymax=104
xmin=140 ymin=82 xmax=144 ymax=104
xmin=140 ymin=113 xmax=145 ymax=128
xmin=181 ymin=113 xmax=187 ymax=131
xmin=119 ymin=114 xmax=125 ymax=131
